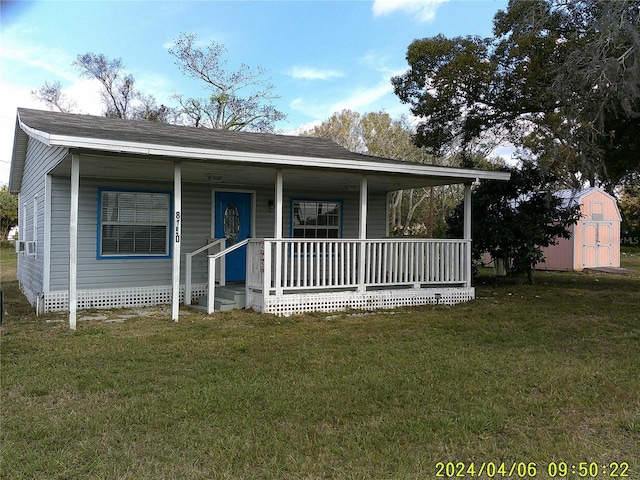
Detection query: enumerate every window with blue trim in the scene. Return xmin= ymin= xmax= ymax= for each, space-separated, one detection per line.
xmin=292 ymin=200 xmax=341 ymax=238
xmin=99 ymin=190 xmax=170 ymax=257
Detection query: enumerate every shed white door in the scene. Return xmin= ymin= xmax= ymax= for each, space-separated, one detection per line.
xmin=582 ymin=222 xmax=613 ymax=268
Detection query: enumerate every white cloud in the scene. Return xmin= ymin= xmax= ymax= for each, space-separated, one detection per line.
xmin=372 ymin=0 xmax=449 ymax=22
xmin=0 ymin=28 xmax=78 ymax=82
xmin=286 ymin=66 xmax=345 ymax=81
xmin=284 ymin=120 xmax=323 ymax=136
xmin=289 ymin=79 xmax=395 ymax=121
xmin=359 ymin=51 xmax=407 ymax=78
xmin=135 ymin=72 xmax=176 ymax=104
xmin=0 ymin=77 xmax=106 ymax=185
xmin=0 ymin=84 xmax=42 ymax=185
xmin=490 ymin=145 xmax=517 ymax=165
xmin=64 ymin=79 xmax=105 ymax=115
xmin=328 ymin=82 xmax=392 ymax=113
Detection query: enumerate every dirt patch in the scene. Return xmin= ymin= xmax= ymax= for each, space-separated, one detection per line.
xmin=45 ymin=305 xmax=175 ymax=324
xmin=584 ymin=266 xmax=636 ymax=275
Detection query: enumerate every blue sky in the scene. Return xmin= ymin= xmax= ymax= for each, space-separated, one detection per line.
xmin=0 ymin=0 xmax=508 ymax=183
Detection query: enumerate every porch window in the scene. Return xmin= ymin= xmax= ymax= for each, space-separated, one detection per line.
xmin=292 ymin=200 xmax=341 ymax=238
xmin=98 ymin=190 xmax=170 ymax=258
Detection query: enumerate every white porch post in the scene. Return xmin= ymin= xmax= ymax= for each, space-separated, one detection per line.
xmin=463 ymin=183 xmax=472 ymax=288
xmin=274 ymin=170 xmax=283 ymax=295
xmin=358 ymin=176 xmax=368 ymax=292
xmin=274 ymin=169 xmax=283 ymax=239
xmin=172 ymin=162 xmax=182 ymax=321
xmin=207 ymin=256 xmax=216 ymax=314
xmin=69 ymin=154 xmax=80 ymax=330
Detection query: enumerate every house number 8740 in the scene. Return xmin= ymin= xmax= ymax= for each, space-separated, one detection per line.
xmin=175 ymin=211 xmax=181 ymax=243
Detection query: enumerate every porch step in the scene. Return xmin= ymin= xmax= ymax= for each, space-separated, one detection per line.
xmin=194 ymin=284 xmax=246 ymax=313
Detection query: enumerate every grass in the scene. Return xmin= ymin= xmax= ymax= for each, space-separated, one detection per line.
xmin=1 ymin=246 xmax=639 ymax=479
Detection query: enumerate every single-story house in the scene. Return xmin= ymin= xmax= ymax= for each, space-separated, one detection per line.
xmin=10 ymin=108 xmax=509 ymax=328
xmin=536 ymin=187 xmax=621 ymax=271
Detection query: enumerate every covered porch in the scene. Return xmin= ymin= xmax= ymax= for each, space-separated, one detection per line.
xmin=246 ymin=237 xmax=473 ymax=315
xmin=182 ymin=171 xmax=475 ymax=317
xmin=59 ymin=151 xmax=496 ymax=323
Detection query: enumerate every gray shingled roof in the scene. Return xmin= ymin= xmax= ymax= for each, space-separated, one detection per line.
xmin=17 ymin=108 xmax=397 ymax=164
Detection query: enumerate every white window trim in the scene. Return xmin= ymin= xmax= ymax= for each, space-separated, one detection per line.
xmin=291 ymin=199 xmax=343 ymax=239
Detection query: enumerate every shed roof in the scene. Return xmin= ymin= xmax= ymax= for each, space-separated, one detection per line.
xmin=555 ymin=187 xmax=620 ymax=209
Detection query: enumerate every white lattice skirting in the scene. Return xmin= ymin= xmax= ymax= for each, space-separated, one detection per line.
xmin=43 ymin=284 xmax=208 ymax=312
xmin=248 ymin=287 xmax=475 ymax=316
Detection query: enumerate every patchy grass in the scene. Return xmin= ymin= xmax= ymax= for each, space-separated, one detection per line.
xmin=621 ymin=246 xmax=640 ymax=273
xmin=1 ymin=245 xmax=33 ymax=322
xmin=1 ymin=247 xmax=639 ymax=479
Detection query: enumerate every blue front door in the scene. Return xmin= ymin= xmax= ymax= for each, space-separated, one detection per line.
xmin=214 ymin=192 xmax=252 ymax=282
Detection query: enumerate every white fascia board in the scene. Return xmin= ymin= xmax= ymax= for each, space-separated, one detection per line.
xmin=46 ymin=133 xmax=512 ymax=183
xmin=19 ymin=121 xmax=52 ymax=146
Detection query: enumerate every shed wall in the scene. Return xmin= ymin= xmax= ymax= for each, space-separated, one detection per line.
xmin=536 ymin=224 xmax=576 ymax=271
xmin=537 ymin=189 xmax=621 ymax=271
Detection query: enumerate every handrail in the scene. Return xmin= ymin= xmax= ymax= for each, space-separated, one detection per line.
xmin=208 ymin=238 xmax=249 ymax=261
xmin=186 ymin=238 xmax=226 ymax=258
xmin=184 ymin=238 xmax=226 ymax=305
xmin=205 ymin=238 xmax=251 ymax=314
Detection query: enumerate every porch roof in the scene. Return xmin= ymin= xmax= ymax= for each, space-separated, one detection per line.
xmin=11 ymin=108 xmax=510 ymax=193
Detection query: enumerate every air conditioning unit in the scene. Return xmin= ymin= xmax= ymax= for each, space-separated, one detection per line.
xmin=15 ymin=240 xmax=26 ymax=254
xmin=26 ymin=241 xmax=37 ymax=256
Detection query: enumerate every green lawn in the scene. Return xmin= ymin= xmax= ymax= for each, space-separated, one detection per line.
xmin=1 ymin=246 xmax=639 ymax=479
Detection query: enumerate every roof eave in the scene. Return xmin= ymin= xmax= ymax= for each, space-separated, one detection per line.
xmin=9 ymin=118 xmax=29 ymax=194
xmin=47 ymin=134 xmax=512 ymax=183
xmin=10 ymin=112 xmax=59 ymax=194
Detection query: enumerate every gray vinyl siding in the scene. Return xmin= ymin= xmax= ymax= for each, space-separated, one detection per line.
xmin=48 ymin=176 xmax=389 ymax=293
xmin=49 ymin=178 xmax=212 ymax=291
xmin=363 ymin=193 xmax=388 ymax=238
xmin=16 ymin=138 xmax=68 ymax=303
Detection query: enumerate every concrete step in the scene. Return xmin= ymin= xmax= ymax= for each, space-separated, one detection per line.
xmin=195 ymin=284 xmax=246 ymax=312
xmin=215 ymin=285 xmax=246 ymax=305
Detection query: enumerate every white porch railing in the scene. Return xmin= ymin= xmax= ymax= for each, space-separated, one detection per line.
xmin=184 ymin=238 xmax=226 ymax=306
xmin=205 ymin=239 xmax=250 ymax=314
xmin=185 ymin=238 xmax=251 ymax=313
xmin=247 ymin=238 xmax=471 ymax=297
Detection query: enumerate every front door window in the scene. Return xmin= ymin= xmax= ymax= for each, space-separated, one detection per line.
xmin=223 ymin=203 xmax=240 ymax=244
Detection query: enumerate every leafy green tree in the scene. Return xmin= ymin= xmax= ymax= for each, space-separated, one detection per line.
xmin=392 ymin=0 xmax=640 ymax=191
xmin=304 ymin=110 xmax=365 ymax=153
xmin=448 ymin=163 xmax=581 ymax=284
xmin=619 ymin=182 xmax=640 ymax=241
xmin=131 ymin=94 xmax=176 ymax=123
xmin=168 ymin=33 xmax=286 ymax=132
xmin=0 ymin=185 xmax=18 ymax=242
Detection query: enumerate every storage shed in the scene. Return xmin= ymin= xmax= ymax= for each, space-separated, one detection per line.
xmin=537 ymin=187 xmax=621 ymax=271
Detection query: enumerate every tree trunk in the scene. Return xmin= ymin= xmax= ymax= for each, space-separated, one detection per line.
xmin=526 ymin=266 xmax=534 ymax=285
